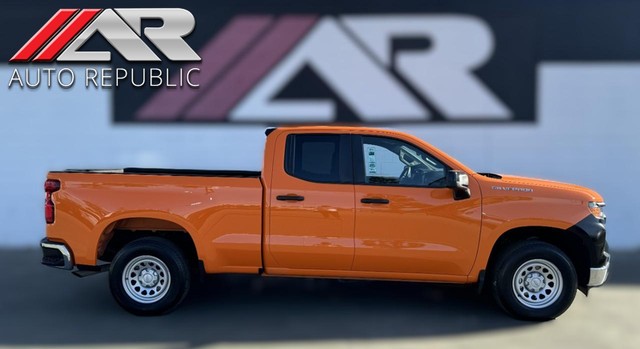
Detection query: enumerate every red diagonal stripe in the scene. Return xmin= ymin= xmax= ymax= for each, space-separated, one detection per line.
xmin=33 ymin=9 xmax=101 ymax=62
xmin=135 ymin=15 xmax=274 ymax=121
xmin=10 ymin=9 xmax=79 ymax=62
xmin=184 ymin=15 xmax=318 ymax=120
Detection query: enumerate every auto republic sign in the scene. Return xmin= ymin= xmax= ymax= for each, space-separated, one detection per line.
xmin=8 ymin=8 xmax=201 ymax=89
xmin=4 ymin=0 xmax=637 ymax=124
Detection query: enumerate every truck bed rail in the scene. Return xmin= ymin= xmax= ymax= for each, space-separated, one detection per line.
xmin=50 ymin=168 xmax=261 ymax=178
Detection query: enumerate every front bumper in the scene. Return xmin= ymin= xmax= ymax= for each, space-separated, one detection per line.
xmin=568 ymin=214 xmax=610 ymax=288
xmin=40 ymin=238 xmax=73 ymax=270
xmin=587 ymin=251 xmax=610 ymax=287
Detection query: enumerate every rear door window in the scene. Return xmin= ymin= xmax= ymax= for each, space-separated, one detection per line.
xmin=285 ymin=134 xmax=352 ymax=184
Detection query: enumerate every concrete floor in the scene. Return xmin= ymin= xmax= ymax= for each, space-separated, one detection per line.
xmin=0 ymin=249 xmax=638 ymax=349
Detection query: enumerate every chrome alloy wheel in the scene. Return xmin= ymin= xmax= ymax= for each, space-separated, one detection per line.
xmin=512 ymin=259 xmax=563 ymax=309
xmin=122 ymin=255 xmax=171 ymax=304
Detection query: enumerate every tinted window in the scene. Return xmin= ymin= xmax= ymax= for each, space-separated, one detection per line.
xmin=360 ymin=136 xmax=448 ymax=187
xmin=285 ymin=134 xmax=351 ymax=183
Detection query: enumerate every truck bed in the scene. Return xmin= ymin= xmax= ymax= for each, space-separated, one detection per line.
xmin=46 ymin=170 xmax=264 ymax=274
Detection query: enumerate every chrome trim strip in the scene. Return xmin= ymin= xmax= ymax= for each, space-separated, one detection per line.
xmin=587 ymin=251 xmax=610 ymax=287
xmin=41 ymin=241 xmax=73 ymax=270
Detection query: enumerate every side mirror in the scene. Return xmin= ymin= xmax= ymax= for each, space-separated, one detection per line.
xmin=445 ymin=170 xmax=471 ymax=200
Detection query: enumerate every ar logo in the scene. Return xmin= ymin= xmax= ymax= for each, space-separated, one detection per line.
xmin=10 ymin=8 xmax=201 ymax=62
xmin=138 ymin=15 xmax=512 ymax=122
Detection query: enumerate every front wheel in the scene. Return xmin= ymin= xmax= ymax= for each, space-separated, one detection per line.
xmin=109 ymin=237 xmax=191 ymax=315
xmin=491 ymin=241 xmax=577 ymax=321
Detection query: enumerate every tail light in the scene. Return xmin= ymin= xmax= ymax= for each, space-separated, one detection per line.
xmin=45 ymin=179 xmax=60 ymax=224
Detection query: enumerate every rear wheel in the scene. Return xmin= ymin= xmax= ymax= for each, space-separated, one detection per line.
xmin=109 ymin=237 xmax=191 ymax=315
xmin=491 ymin=241 xmax=577 ymax=321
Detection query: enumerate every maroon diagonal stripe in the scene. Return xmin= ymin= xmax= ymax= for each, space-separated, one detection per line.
xmin=184 ymin=15 xmax=318 ymax=121
xmin=10 ymin=9 xmax=78 ymax=62
xmin=135 ymin=15 xmax=274 ymax=121
xmin=33 ymin=9 xmax=101 ymax=62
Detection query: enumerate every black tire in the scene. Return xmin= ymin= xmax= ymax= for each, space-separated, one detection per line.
xmin=490 ymin=241 xmax=577 ymax=321
xmin=109 ymin=237 xmax=191 ymax=316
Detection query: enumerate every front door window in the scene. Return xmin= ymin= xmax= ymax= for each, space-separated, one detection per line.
xmin=361 ymin=136 xmax=447 ymax=187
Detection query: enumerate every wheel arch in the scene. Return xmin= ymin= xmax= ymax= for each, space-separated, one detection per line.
xmin=484 ymin=226 xmax=591 ymax=293
xmin=95 ymin=214 xmax=201 ymax=270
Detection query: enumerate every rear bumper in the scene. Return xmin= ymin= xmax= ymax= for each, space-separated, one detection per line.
xmin=40 ymin=238 xmax=73 ymax=270
xmin=587 ymin=251 xmax=610 ymax=287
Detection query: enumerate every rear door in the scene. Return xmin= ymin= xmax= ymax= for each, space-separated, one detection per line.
xmin=266 ymin=133 xmax=355 ymax=271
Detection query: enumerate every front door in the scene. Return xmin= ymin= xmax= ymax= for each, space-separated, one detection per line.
xmin=267 ymin=133 xmax=355 ymax=271
xmin=352 ymin=135 xmax=482 ymax=276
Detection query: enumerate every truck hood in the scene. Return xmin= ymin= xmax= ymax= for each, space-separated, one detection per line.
xmin=479 ymin=173 xmax=603 ymax=202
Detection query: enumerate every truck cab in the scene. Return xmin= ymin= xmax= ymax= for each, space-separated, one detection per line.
xmin=263 ymin=128 xmax=481 ymax=280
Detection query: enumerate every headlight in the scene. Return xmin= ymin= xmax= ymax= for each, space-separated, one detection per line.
xmin=588 ymin=201 xmax=606 ymax=221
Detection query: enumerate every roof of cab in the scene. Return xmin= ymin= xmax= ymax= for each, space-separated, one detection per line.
xmin=266 ymin=125 xmax=402 ymax=136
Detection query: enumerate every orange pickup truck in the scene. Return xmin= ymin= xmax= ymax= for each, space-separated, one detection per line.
xmin=41 ymin=126 xmax=609 ymax=320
